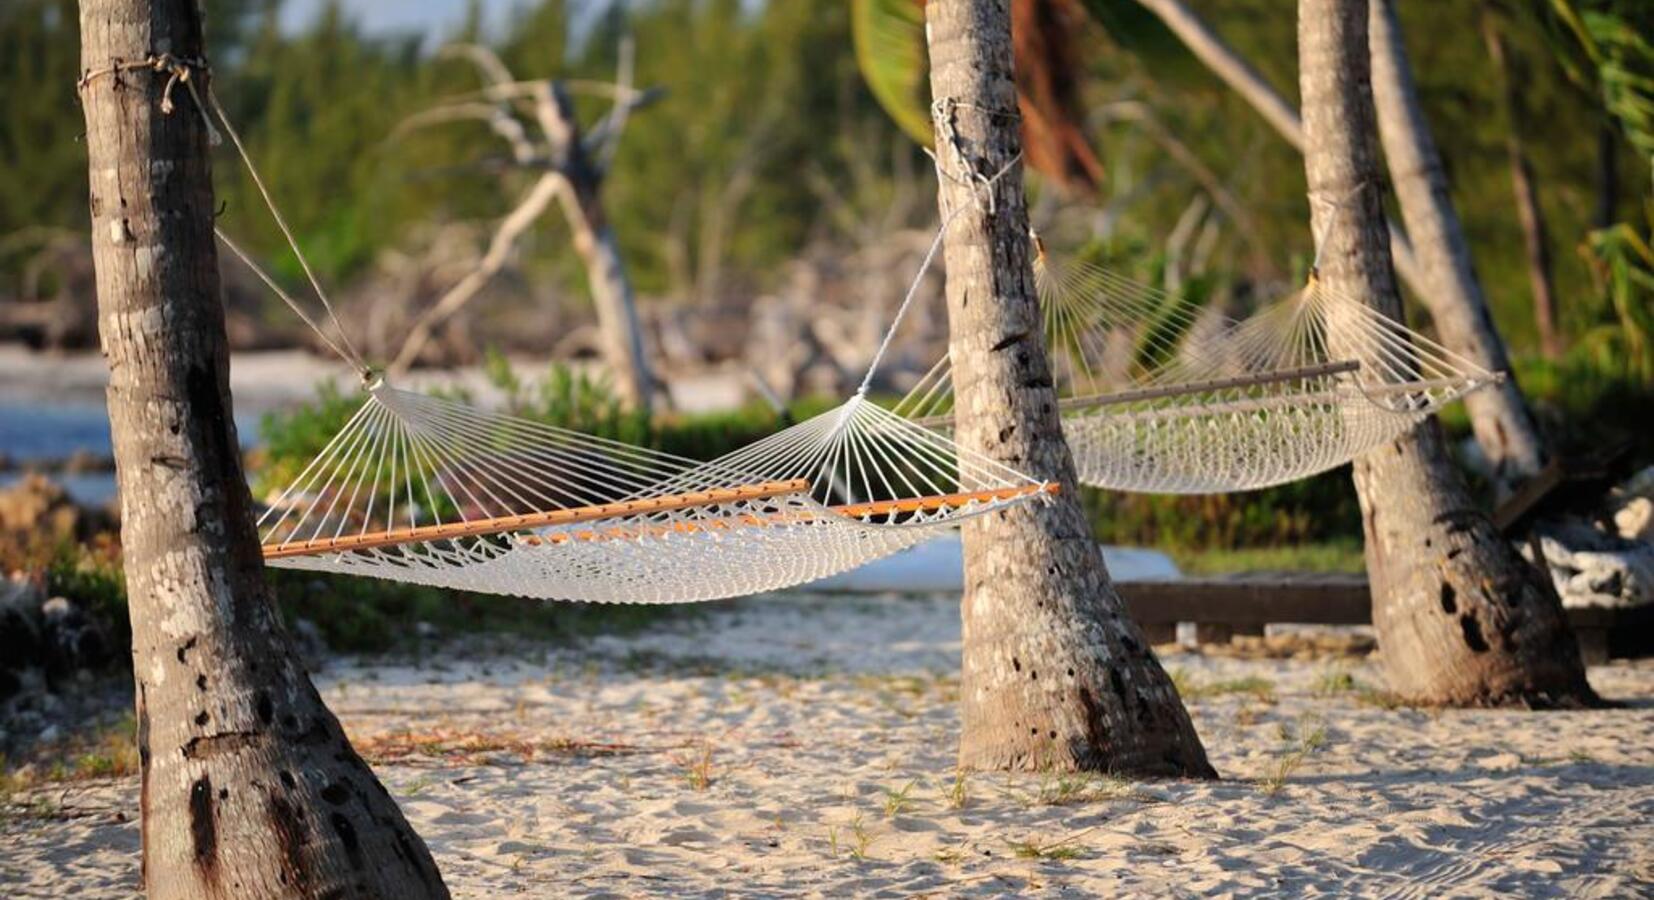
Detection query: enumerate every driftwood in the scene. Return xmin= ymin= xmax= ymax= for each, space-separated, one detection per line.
xmin=388 ymin=41 xmax=659 ymax=413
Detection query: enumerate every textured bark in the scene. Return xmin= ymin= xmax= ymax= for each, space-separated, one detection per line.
xmin=1298 ymin=0 xmax=1595 ymax=707
xmin=926 ymin=0 xmax=1214 ymax=776
xmin=78 ymin=2 xmax=449 ymax=896
xmin=1369 ymin=0 xmax=1549 ymax=492
xmin=1480 ymin=9 xmax=1561 ymax=361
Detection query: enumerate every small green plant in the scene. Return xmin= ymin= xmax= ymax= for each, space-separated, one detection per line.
xmin=881 ymin=780 xmax=916 ymax=818
xmin=847 ymin=813 xmax=875 ymax=860
xmin=675 ymin=741 xmax=716 ymax=792
xmin=1261 ymin=714 xmax=1328 ymax=796
xmin=1009 ymin=837 xmax=1086 ymax=861
xmin=1314 ymin=668 xmax=1358 ymax=696
xmin=946 ymin=770 xmax=970 ymax=810
xmin=1171 ymin=670 xmax=1277 ymax=702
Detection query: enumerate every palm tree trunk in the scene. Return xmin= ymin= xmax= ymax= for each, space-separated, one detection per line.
xmin=78 ymin=2 xmax=449 ymax=895
xmin=1298 ymin=0 xmax=1595 ymax=707
xmin=1369 ymin=0 xmax=1549 ymax=492
xmin=926 ymin=0 xmax=1214 ymax=776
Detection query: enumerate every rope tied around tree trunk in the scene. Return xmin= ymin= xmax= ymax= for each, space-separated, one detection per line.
xmin=77 ymin=53 xmax=222 ymax=145
xmin=78 ymin=54 xmax=372 ymax=380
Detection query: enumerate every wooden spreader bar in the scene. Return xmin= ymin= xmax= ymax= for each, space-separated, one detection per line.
xmin=262 ymin=479 xmax=812 ymax=560
xmin=1056 ymin=359 xmax=1362 ymax=413
xmin=908 ymin=360 xmax=1361 ymax=428
xmin=264 ymin=481 xmax=1060 ymax=558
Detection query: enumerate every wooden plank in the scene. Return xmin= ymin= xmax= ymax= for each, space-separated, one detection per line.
xmin=1116 ymin=573 xmax=1643 ymax=660
xmin=1491 ymin=457 xmax=1567 ymax=533
xmin=262 ymin=478 xmax=813 ymax=560
xmin=1117 ymin=574 xmax=1370 ymax=626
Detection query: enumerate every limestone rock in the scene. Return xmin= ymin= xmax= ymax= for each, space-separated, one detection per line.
xmin=1525 ymin=519 xmax=1654 ymax=610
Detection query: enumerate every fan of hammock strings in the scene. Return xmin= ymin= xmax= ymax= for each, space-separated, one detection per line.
xmin=258 ymin=382 xmax=1054 ymax=604
xmin=896 ymin=245 xmax=1500 ymax=494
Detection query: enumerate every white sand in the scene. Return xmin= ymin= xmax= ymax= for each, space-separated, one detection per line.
xmin=3 ymin=593 xmax=1651 ymax=897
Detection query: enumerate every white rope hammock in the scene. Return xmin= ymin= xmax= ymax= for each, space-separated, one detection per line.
xmin=256 ymin=380 xmax=1053 ymax=603
xmin=895 ymin=241 xmax=1500 ymax=494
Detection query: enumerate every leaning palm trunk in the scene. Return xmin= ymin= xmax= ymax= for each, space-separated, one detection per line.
xmin=926 ymin=0 xmax=1214 ymax=775
xmin=1480 ymin=8 xmax=1562 ymax=361
xmin=1369 ymin=0 xmax=1549 ymax=491
xmin=1298 ymin=0 xmax=1595 ymax=707
xmin=1133 ymin=0 xmax=1552 ymax=492
xmin=77 ymin=2 xmax=449 ymax=895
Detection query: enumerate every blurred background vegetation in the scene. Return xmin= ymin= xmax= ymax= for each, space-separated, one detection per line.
xmin=2 ymin=0 xmax=1650 ymax=612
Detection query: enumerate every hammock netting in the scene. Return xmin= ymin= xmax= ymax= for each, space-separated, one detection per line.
xmin=895 ymin=247 xmax=1499 ymax=494
xmin=258 ymin=383 xmax=1054 ymax=603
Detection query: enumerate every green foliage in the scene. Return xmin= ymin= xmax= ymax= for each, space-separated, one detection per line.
xmin=44 ymin=543 xmax=129 ymax=648
xmin=487 ymin=350 xmax=653 ymax=447
xmin=1580 ymin=218 xmax=1654 ymax=385
xmin=1080 ymin=468 xmax=1363 ymax=552
xmin=253 ymin=379 xmax=366 ymax=498
xmin=851 ymin=0 xmax=932 ymax=145
xmin=1537 ymin=0 xmax=1654 ymax=160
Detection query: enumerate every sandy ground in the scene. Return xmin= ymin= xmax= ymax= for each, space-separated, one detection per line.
xmin=2 ymin=593 xmax=1651 ymax=898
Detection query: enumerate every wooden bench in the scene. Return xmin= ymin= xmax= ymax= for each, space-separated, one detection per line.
xmin=1114 ymin=572 xmax=1651 ymax=662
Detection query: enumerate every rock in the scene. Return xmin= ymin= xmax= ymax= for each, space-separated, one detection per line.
xmin=37 ymin=724 xmax=60 ymax=744
xmin=0 ymin=473 xmax=82 ymax=540
xmin=0 ymin=573 xmax=47 ymax=702
xmin=38 ymin=595 xmax=111 ymax=675
xmin=1623 ymin=465 xmax=1654 ymax=499
xmin=1612 ymin=496 xmax=1653 ymax=542
xmin=0 ymin=576 xmax=113 ymax=705
xmin=1525 ymin=518 xmax=1654 ymax=610
xmin=415 ymin=620 xmax=439 ymax=640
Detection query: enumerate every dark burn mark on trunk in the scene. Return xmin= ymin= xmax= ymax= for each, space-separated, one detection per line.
xmin=1430 ymin=508 xmax=1481 ymax=536
xmin=1108 ymin=667 xmax=1127 ymax=703
xmin=1439 ymin=582 xmax=1457 ymax=615
xmin=396 ymin=828 xmax=439 ymax=888
xmin=181 ymin=730 xmax=259 ymax=760
xmin=267 ymin=791 xmax=311 ymax=892
xmin=256 ymin=690 xmax=273 ymax=725
xmin=1075 ymin=685 xmax=1109 ymax=767
xmin=189 ymin=775 xmax=218 ymax=872
xmin=137 ymin=685 xmax=152 ymax=884
xmin=320 ymin=781 xmax=351 ymax=805
xmin=331 ymin=813 xmax=366 ymax=870
xmin=1460 ymin=613 xmax=1490 ymax=653
xmin=990 ymin=331 xmax=1027 ymax=352
xmin=176 ymin=635 xmax=197 ymax=664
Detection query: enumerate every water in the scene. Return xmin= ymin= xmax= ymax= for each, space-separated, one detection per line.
xmin=0 ymin=403 xmax=257 ymax=506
